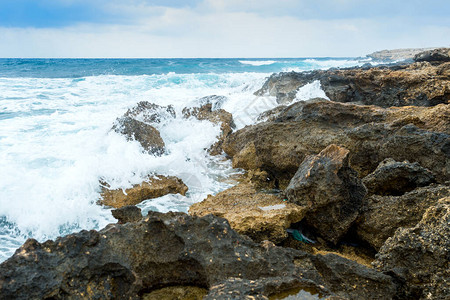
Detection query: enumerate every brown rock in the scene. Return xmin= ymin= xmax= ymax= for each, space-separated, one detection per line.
xmin=189 ymin=182 xmax=306 ymax=243
xmin=143 ymin=286 xmax=207 ymax=300
xmin=99 ymin=175 xmax=188 ymax=208
xmin=182 ymin=103 xmax=235 ymax=155
xmin=222 ymin=100 xmax=450 ymax=185
xmin=112 ymin=116 xmax=165 ymax=155
xmin=356 ymin=183 xmax=450 ymax=250
xmin=0 ymin=212 xmax=398 ymax=300
xmin=285 ymin=145 xmax=367 ymax=244
xmin=255 ymin=61 xmax=450 ymax=107
xmin=362 ymin=158 xmax=436 ymax=196
xmin=111 ymin=205 xmax=142 ymax=224
xmin=373 ymin=197 xmax=450 ymax=299
xmin=123 ymin=101 xmax=176 ymax=124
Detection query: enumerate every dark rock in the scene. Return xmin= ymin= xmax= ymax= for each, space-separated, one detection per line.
xmin=111 ymin=205 xmax=142 ymax=224
xmin=373 ymin=197 xmax=450 ymax=299
xmin=124 ymin=101 xmax=176 ymax=124
xmin=362 ymin=158 xmax=436 ymax=196
xmin=285 ymin=145 xmax=367 ymax=244
xmin=255 ymin=71 xmax=318 ymax=104
xmin=182 ymin=103 xmax=235 ymax=155
xmin=197 ymin=95 xmax=227 ymax=110
xmin=143 ymin=286 xmax=207 ymax=300
xmin=414 ymin=48 xmax=450 ymax=63
xmin=222 ymin=100 xmax=450 ymax=185
xmin=112 ymin=116 xmax=165 ymax=155
xmin=255 ymin=62 xmax=450 ymax=107
xmin=356 ymin=183 xmax=450 ymax=250
xmin=205 ymin=276 xmax=328 ymax=300
xmin=0 ymin=212 xmax=398 ymax=299
xmin=99 ymin=175 xmax=188 ymax=208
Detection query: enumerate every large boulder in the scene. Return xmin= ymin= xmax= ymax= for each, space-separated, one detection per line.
xmin=356 ymin=183 xmax=450 ymax=250
xmin=189 ymin=182 xmax=306 ymax=243
xmin=414 ymin=48 xmax=450 ymax=63
xmin=222 ymin=100 xmax=450 ymax=185
xmin=123 ymin=101 xmax=176 ymax=124
xmin=112 ymin=116 xmax=165 ymax=155
xmin=182 ymin=103 xmax=235 ymax=155
xmin=285 ymin=145 xmax=367 ymax=244
xmin=0 ymin=212 xmax=398 ymax=299
xmin=99 ymin=175 xmax=188 ymax=208
xmin=373 ymin=197 xmax=450 ymax=299
xmin=255 ymin=61 xmax=450 ymax=107
xmin=362 ymin=158 xmax=436 ymax=196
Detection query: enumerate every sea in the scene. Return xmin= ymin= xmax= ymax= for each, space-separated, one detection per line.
xmin=0 ymin=57 xmax=370 ymax=262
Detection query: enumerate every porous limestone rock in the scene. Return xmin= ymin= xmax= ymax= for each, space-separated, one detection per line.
xmin=285 ymin=144 xmax=367 ymax=244
xmin=356 ymin=183 xmax=450 ymax=250
xmin=99 ymin=175 xmax=188 ymax=208
xmin=373 ymin=197 xmax=450 ymax=299
xmin=189 ymin=182 xmax=306 ymax=244
xmin=362 ymin=158 xmax=436 ymax=196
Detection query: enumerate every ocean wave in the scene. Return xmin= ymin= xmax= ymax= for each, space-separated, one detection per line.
xmin=239 ymin=60 xmax=277 ymax=66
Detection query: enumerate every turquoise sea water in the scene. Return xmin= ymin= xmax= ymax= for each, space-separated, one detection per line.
xmin=0 ymin=57 xmax=367 ymax=262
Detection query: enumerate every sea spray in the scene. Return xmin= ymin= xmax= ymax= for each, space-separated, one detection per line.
xmin=0 ymin=58 xmax=362 ymax=262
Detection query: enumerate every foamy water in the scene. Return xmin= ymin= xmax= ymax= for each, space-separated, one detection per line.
xmin=0 ymin=58 xmax=363 ymax=261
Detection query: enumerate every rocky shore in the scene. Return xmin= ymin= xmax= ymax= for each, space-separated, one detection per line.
xmin=1 ymin=48 xmax=449 ymax=299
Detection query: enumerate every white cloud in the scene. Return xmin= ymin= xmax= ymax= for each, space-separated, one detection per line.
xmin=0 ymin=2 xmax=448 ymax=58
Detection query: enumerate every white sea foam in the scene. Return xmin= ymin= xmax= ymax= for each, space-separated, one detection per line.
xmin=294 ymin=80 xmax=329 ymax=101
xmin=239 ymin=60 xmax=277 ymax=66
xmin=0 ymin=59 xmax=361 ymax=262
xmin=0 ymin=72 xmax=271 ymax=261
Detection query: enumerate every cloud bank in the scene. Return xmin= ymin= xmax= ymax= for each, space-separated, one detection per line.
xmin=0 ymin=0 xmax=449 ymax=58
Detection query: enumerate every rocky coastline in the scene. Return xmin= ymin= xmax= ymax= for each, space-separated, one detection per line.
xmin=1 ymin=48 xmax=449 ymax=299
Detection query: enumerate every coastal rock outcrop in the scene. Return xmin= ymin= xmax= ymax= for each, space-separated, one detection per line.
xmin=373 ymin=197 xmax=450 ymax=299
xmin=123 ymin=101 xmax=176 ymax=124
xmin=99 ymin=175 xmax=188 ymax=208
xmin=356 ymin=183 xmax=450 ymax=250
xmin=362 ymin=158 xmax=436 ymax=196
xmin=112 ymin=116 xmax=165 ymax=155
xmin=285 ymin=144 xmax=367 ymax=244
xmin=255 ymin=57 xmax=450 ymax=107
xmin=222 ymin=100 xmax=450 ymax=185
xmin=189 ymin=182 xmax=306 ymax=243
xmin=0 ymin=212 xmax=398 ymax=299
xmin=112 ymin=101 xmax=176 ymax=155
xmin=414 ymin=48 xmax=450 ymax=63
xmin=182 ymin=103 xmax=235 ymax=155
xmin=111 ymin=205 xmax=142 ymax=224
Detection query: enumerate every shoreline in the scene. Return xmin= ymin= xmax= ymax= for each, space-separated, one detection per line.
xmin=0 ymin=48 xmax=449 ymax=299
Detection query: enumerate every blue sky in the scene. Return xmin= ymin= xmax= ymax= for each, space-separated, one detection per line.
xmin=0 ymin=0 xmax=448 ymax=57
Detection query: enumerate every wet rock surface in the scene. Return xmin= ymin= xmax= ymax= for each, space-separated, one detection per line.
xmin=99 ymin=175 xmax=188 ymax=208
xmin=285 ymin=145 xmax=367 ymax=244
xmin=373 ymin=197 xmax=450 ymax=299
xmin=362 ymin=158 xmax=436 ymax=196
xmin=222 ymin=100 xmax=450 ymax=184
xmin=112 ymin=115 xmax=165 ymax=155
xmin=123 ymin=101 xmax=176 ymax=124
xmin=0 ymin=212 xmax=398 ymax=300
xmin=255 ymin=53 xmax=449 ymax=106
xmin=190 ymin=182 xmax=306 ymax=243
xmin=356 ymin=183 xmax=450 ymax=250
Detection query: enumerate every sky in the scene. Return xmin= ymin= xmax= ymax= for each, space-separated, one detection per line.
xmin=0 ymin=0 xmax=448 ymax=58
